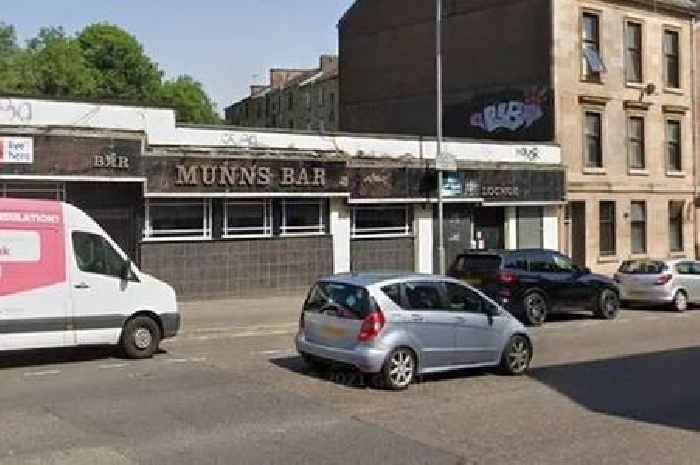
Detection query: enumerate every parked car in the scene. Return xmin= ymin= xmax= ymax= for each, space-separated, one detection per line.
xmin=615 ymin=259 xmax=700 ymax=312
xmin=295 ymin=273 xmax=533 ymax=390
xmin=0 ymin=198 xmax=179 ymax=358
xmin=447 ymin=249 xmax=620 ymax=326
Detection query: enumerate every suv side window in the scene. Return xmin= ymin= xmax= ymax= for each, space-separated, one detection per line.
xmin=404 ymin=281 xmax=445 ymax=311
xmin=691 ymin=262 xmax=700 ymax=275
xmin=444 ymin=282 xmax=483 ymax=313
xmin=529 ymin=253 xmax=555 ymax=273
xmin=504 ymin=255 xmax=528 ymax=271
xmin=72 ymin=231 xmax=126 ymax=279
xmin=552 ymin=254 xmax=576 ymax=273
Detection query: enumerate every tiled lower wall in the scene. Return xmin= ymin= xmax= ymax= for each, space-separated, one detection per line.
xmin=351 ymin=237 xmax=415 ymax=272
xmin=140 ymin=236 xmax=333 ymax=300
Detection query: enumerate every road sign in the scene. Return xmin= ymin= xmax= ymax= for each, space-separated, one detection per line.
xmin=435 ymin=151 xmax=457 ymax=171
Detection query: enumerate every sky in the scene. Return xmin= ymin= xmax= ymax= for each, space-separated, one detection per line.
xmin=2 ymin=0 xmax=356 ymax=114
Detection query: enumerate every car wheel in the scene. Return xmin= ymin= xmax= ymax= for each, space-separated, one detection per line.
xmin=121 ymin=316 xmax=161 ymax=359
xmin=381 ymin=347 xmax=416 ymax=390
xmin=594 ymin=288 xmax=620 ymax=320
xmin=672 ymin=290 xmax=688 ymax=312
xmin=499 ymin=335 xmax=532 ymax=375
xmin=523 ymin=291 xmax=547 ymax=326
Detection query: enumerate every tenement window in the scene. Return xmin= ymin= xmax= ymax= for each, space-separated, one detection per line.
xmin=625 ymin=21 xmax=643 ymax=83
xmin=584 ymin=111 xmax=603 ymax=168
xmin=669 ymin=201 xmax=684 ymax=252
xmin=599 ymin=201 xmax=616 ymax=256
xmin=628 ymin=116 xmax=645 ymax=169
xmin=223 ymin=200 xmax=273 ymax=238
xmin=582 ymin=12 xmax=605 ymax=79
xmin=351 ymin=205 xmax=412 ymax=238
xmin=666 ymin=120 xmax=682 ymax=172
xmin=144 ymin=199 xmax=211 ymax=240
xmin=664 ymin=29 xmax=680 ymax=89
xmin=630 ymin=201 xmax=646 ymax=255
xmin=281 ymin=199 xmax=326 ymax=236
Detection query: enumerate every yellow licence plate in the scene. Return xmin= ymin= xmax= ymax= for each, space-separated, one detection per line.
xmin=320 ymin=325 xmax=347 ymax=338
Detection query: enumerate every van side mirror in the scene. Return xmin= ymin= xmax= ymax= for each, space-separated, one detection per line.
xmin=121 ymin=260 xmax=132 ymax=281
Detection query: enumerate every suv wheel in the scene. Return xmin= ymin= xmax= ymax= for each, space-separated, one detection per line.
xmin=523 ymin=291 xmax=547 ymax=326
xmin=380 ymin=347 xmax=416 ymax=390
xmin=595 ymin=288 xmax=620 ymax=320
xmin=500 ymin=335 xmax=532 ymax=375
xmin=672 ymin=290 xmax=688 ymax=312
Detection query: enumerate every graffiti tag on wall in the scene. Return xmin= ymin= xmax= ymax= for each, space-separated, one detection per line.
xmin=469 ymin=87 xmax=546 ymax=133
xmin=0 ymin=99 xmax=32 ymax=123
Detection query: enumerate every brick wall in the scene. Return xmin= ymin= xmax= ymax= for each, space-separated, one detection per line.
xmin=140 ymin=236 xmax=333 ymax=300
xmin=351 ymin=238 xmax=415 ymax=272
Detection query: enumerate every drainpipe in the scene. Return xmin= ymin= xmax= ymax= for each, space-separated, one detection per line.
xmin=692 ymin=16 xmax=698 ymax=259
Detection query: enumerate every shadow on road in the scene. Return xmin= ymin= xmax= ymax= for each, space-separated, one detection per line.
xmin=530 ymin=346 xmax=700 ymax=432
xmin=0 ymin=346 xmax=167 ymax=370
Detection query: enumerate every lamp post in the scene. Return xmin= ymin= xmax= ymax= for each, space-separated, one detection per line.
xmin=436 ymin=0 xmax=445 ymax=275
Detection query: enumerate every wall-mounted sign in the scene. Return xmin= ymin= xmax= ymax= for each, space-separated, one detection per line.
xmin=0 ymin=137 xmax=33 ymax=164
xmin=93 ymin=152 xmax=130 ymax=169
xmin=174 ymin=164 xmax=326 ymax=187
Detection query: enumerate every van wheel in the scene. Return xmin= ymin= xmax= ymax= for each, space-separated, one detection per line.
xmin=523 ymin=291 xmax=547 ymax=326
xmin=380 ymin=348 xmax=416 ymax=390
xmin=672 ymin=291 xmax=688 ymax=312
xmin=594 ymin=288 xmax=620 ymax=319
xmin=121 ymin=316 xmax=161 ymax=359
xmin=499 ymin=335 xmax=532 ymax=375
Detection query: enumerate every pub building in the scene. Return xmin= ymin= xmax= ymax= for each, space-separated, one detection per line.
xmin=0 ymin=97 xmax=565 ymax=300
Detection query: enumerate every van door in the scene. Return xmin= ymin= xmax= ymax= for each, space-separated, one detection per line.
xmin=69 ymin=231 xmax=135 ymax=345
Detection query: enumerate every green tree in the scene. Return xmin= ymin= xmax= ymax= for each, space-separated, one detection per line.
xmin=0 ymin=22 xmax=27 ymax=93
xmin=159 ymin=75 xmax=221 ymax=124
xmin=77 ymin=22 xmax=163 ymax=101
xmin=26 ymin=26 xmax=99 ymax=97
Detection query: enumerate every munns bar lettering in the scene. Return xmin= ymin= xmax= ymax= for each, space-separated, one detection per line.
xmin=175 ymin=164 xmax=326 ymax=187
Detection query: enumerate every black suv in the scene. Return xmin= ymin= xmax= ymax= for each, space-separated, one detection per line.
xmin=447 ymin=249 xmax=620 ymax=326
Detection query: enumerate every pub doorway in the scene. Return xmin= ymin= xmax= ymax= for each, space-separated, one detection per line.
xmin=473 ymin=207 xmax=505 ymax=250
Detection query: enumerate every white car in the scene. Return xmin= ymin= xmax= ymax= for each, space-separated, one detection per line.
xmin=0 ymin=198 xmax=179 ymax=358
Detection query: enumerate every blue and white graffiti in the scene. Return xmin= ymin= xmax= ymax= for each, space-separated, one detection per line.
xmin=468 ymin=87 xmax=547 ymax=133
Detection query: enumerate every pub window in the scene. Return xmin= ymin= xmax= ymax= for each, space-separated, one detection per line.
xmin=281 ymin=199 xmax=326 ymax=236
xmin=625 ymin=21 xmax=643 ymax=84
xmin=669 ymin=201 xmax=684 ymax=252
xmin=351 ymin=205 xmax=412 ymax=238
xmin=1 ymin=182 xmax=65 ymax=200
xmin=627 ymin=116 xmax=645 ymax=169
xmin=630 ymin=201 xmax=646 ymax=254
xmin=664 ymin=29 xmax=680 ymax=89
xmin=223 ymin=200 xmax=273 ymax=238
xmin=666 ymin=120 xmax=682 ymax=172
xmin=144 ymin=199 xmax=212 ymax=240
xmin=599 ymin=201 xmax=616 ymax=256
xmin=584 ymin=111 xmax=603 ymax=168
xmin=582 ymin=12 xmax=605 ymax=80
xmin=516 ymin=206 xmax=543 ymax=249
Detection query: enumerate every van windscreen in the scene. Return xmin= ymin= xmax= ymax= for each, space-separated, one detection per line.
xmin=304 ymin=282 xmax=371 ymax=320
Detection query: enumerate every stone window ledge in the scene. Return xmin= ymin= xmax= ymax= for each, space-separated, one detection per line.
xmin=597 ymin=255 xmax=619 ymax=264
xmin=583 ymin=167 xmax=607 ymax=175
xmin=628 ymin=169 xmax=649 ymax=176
xmin=663 ymin=88 xmax=684 ymax=96
xmin=666 ymin=171 xmax=686 ymax=178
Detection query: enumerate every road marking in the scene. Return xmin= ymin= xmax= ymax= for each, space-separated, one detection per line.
xmin=165 ymin=357 xmax=207 ymax=364
xmin=187 ymin=329 xmax=295 ymax=341
xmin=98 ymin=363 xmax=128 ymax=369
xmin=24 ymin=369 xmax=61 ymax=377
xmin=187 ymin=323 xmax=297 ymax=335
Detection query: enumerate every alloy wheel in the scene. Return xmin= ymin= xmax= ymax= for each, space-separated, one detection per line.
xmin=525 ymin=293 xmax=546 ymax=325
xmin=674 ymin=292 xmax=688 ymax=312
xmin=388 ymin=349 xmax=414 ymax=388
xmin=601 ymin=290 xmax=619 ymax=318
xmin=507 ymin=337 xmax=531 ymax=374
xmin=133 ymin=327 xmax=153 ymax=350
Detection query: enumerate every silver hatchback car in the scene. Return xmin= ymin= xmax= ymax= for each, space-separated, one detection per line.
xmin=616 ymin=259 xmax=700 ymax=312
xmin=295 ymin=273 xmax=533 ymax=390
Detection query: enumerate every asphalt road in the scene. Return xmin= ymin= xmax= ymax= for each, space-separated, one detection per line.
xmin=1 ymin=297 xmax=700 ymax=465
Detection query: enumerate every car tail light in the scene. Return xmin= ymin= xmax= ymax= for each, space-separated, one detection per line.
xmin=358 ymin=310 xmax=385 ymax=342
xmin=496 ymin=271 xmax=519 ymax=285
xmin=655 ymin=274 xmax=673 ymax=286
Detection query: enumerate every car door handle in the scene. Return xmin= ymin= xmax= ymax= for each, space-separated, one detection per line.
xmin=74 ymin=282 xmax=90 ymax=290
xmin=454 ymin=316 xmax=466 ymax=323
xmin=410 ymin=314 xmax=423 ymax=322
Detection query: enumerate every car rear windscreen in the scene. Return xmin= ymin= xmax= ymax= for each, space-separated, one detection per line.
xmin=618 ymin=260 xmax=667 ymax=274
xmin=303 ymin=282 xmax=371 ymax=320
xmin=459 ymin=255 xmax=502 ymax=273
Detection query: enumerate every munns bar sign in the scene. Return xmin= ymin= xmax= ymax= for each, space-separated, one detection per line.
xmin=175 ymin=164 xmax=327 ymax=187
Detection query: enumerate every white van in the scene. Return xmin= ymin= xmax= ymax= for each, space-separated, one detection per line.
xmin=0 ymin=198 xmax=179 ymax=358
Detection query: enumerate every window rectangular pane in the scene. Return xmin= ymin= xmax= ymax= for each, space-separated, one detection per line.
xmin=582 ymin=13 xmax=603 ymax=78
xmin=2 ymin=182 xmax=65 ymax=200
xmin=669 ymin=201 xmax=684 ymax=252
xmin=628 ymin=117 xmax=644 ymax=169
xmin=630 ymin=201 xmax=646 ymax=254
xmin=281 ymin=200 xmax=326 ymax=235
xmin=664 ymin=30 xmax=680 ymax=88
xmin=516 ymin=206 xmax=543 ymax=249
xmin=626 ymin=22 xmax=642 ymax=83
xmin=666 ymin=120 xmax=682 ymax=171
xmin=352 ymin=206 xmax=411 ymax=237
xmin=599 ymin=201 xmax=616 ymax=256
xmin=224 ymin=200 xmax=272 ymax=237
xmin=146 ymin=200 xmax=210 ymax=239
xmin=584 ymin=112 xmax=602 ymax=168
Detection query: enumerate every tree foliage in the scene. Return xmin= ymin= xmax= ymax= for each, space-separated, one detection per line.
xmin=0 ymin=22 xmax=221 ymax=123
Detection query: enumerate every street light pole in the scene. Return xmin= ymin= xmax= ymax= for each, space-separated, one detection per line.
xmin=436 ymin=0 xmax=445 ymax=275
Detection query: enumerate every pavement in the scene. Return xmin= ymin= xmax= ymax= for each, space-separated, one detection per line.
xmin=1 ymin=295 xmax=700 ymax=465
